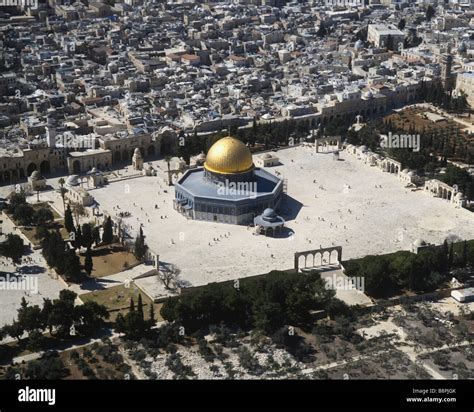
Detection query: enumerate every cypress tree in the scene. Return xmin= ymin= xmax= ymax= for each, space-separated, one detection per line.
xmin=102 ymin=216 xmax=113 ymax=244
xmin=64 ymin=204 xmax=75 ymax=234
xmin=137 ymin=294 xmax=144 ymax=321
xmin=149 ymin=304 xmax=155 ymax=322
xmin=84 ymin=248 xmax=93 ymax=276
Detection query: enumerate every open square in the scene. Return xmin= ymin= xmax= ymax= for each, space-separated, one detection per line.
xmin=90 ymin=146 xmax=474 ymax=287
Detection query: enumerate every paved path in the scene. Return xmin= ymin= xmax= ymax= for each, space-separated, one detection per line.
xmin=11 ymin=329 xmax=119 ymax=365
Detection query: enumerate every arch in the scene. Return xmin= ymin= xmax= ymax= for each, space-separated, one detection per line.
xmin=27 ymin=162 xmax=37 ymax=176
xmin=122 ymin=149 xmax=129 ymax=161
xmin=19 ymin=168 xmax=25 ymax=178
xmin=294 ymin=246 xmax=343 ymax=271
xmin=3 ymin=171 xmax=10 ymax=183
xmin=147 ymin=145 xmax=155 ymax=157
xmin=114 ymin=150 xmax=122 ymax=162
xmin=323 ymin=251 xmax=330 ymax=265
xmin=72 ymin=160 xmax=81 ymax=174
xmin=298 ymin=254 xmax=306 ymax=269
xmin=40 ymin=160 xmax=50 ymax=174
xmin=330 ymin=249 xmax=339 ymax=264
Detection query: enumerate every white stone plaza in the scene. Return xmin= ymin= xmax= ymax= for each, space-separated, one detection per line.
xmin=0 ymin=216 xmax=63 ymax=328
xmin=89 ymin=145 xmax=474 ymax=288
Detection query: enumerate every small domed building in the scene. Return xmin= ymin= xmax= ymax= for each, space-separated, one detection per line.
xmin=254 ymin=208 xmax=285 ymax=236
xmin=28 ymin=170 xmax=46 ymax=191
xmin=174 ymin=136 xmax=284 ymax=225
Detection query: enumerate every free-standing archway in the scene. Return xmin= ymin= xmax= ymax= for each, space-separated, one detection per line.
xmin=294 ymin=246 xmax=342 ymax=272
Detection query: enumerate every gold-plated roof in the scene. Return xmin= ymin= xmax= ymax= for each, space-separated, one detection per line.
xmin=204 ymin=136 xmax=254 ymax=175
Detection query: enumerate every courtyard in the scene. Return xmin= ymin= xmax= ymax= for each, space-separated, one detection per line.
xmin=89 ymin=145 xmax=474 ymax=287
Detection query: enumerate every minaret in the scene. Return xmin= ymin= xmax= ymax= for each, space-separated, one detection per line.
xmin=439 ymin=52 xmax=453 ymax=90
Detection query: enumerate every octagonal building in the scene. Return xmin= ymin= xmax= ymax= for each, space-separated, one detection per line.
xmin=174 ymin=137 xmax=284 ymax=225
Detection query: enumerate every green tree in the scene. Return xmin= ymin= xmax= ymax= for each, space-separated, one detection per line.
xmin=0 ymin=234 xmax=24 ymax=264
xmin=17 ymin=297 xmax=42 ymax=333
xmin=58 ymin=178 xmax=66 ymax=213
xmin=64 ymin=204 xmax=75 ymax=234
xmin=134 ymin=227 xmax=147 ymax=260
xmin=34 ymin=207 xmax=54 ymax=226
xmin=84 ymin=248 xmax=93 ymax=276
xmin=81 ymin=223 xmax=93 ymax=249
xmin=63 ymin=249 xmax=82 ymax=282
xmin=102 ymin=216 xmax=113 ymax=244
xmin=137 ymin=294 xmax=144 ymax=321
xmin=41 ymin=298 xmax=54 ymax=333
xmin=26 ymin=330 xmax=46 ymax=352
xmin=75 ymin=301 xmax=109 ymax=336
xmin=149 ymin=304 xmax=155 ymax=323
xmin=114 ymin=310 xmax=150 ymax=339
xmin=7 ymin=191 xmax=26 ymax=213
xmin=25 ymin=351 xmax=68 ymax=379
xmin=47 ymin=290 xmax=77 ymax=337
xmin=3 ymin=321 xmax=24 ymax=342
xmin=73 ymin=225 xmax=82 ymax=250
xmin=92 ymin=226 xmax=101 ymax=246
xmin=13 ymin=203 xmax=34 ymax=225
xmin=35 ymin=226 xmax=49 ymax=241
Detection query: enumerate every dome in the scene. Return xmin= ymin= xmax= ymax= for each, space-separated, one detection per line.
xmin=261 ymin=208 xmax=280 ymax=222
xmin=262 ymin=153 xmax=272 ymax=159
xmin=455 ymin=192 xmax=465 ymax=200
xmin=66 ymin=175 xmax=79 ymax=186
xmin=30 ymin=170 xmax=41 ymax=180
xmin=204 ymin=137 xmax=254 ymax=175
xmin=355 ymin=40 xmax=364 ymax=50
xmin=414 ymin=238 xmax=426 ymax=247
xmin=134 ymin=148 xmax=142 ymax=157
xmin=263 ymin=208 xmax=276 ymax=218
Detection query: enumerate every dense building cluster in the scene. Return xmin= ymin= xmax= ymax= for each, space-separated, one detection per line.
xmin=0 ymin=0 xmax=473 ymax=185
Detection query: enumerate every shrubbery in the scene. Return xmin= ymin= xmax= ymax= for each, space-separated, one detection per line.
xmin=161 ymin=270 xmax=334 ymax=333
xmin=344 ymin=241 xmax=474 ymax=298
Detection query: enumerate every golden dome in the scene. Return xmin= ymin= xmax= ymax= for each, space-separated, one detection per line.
xmin=204 ymin=137 xmax=254 ymax=174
